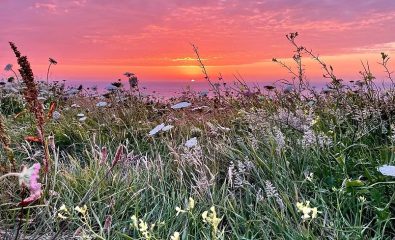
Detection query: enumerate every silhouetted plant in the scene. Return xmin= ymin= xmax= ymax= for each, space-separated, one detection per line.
xmin=9 ymin=42 xmax=51 ymax=172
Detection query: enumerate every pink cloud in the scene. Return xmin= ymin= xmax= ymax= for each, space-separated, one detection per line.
xmin=1 ymin=0 xmax=395 ymax=83
xmin=34 ymin=2 xmax=57 ymax=12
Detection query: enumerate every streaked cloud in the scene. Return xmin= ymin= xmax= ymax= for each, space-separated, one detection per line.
xmin=1 ymin=0 xmax=395 ymax=82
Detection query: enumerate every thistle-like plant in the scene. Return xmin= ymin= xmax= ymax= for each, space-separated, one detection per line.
xmin=47 ymin=57 xmax=58 ymax=86
xmin=4 ymin=63 xmax=19 ymax=82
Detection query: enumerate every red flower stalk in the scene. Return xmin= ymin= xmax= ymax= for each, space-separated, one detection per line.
xmin=110 ymin=145 xmax=125 ymax=170
xmin=47 ymin=102 xmax=57 ymax=120
xmin=9 ymin=42 xmax=50 ymax=172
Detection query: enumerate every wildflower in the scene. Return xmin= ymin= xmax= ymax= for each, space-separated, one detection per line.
xmin=170 ymin=231 xmax=180 ymax=240
xmin=96 ymin=101 xmax=108 ymax=107
xmin=202 ymin=206 xmax=222 ymax=237
xmin=4 ymin=63 xmax=13 ymax=71
xmin=79 ymin=116 xmax=87 ymax=122
xmin=149 ymin=123 xmax=165 ymax=136
xmin=110 ymin=144 xmax=125 ymax=169
xmin=52 ymin=111 xmax=61 ymax=120
xmin=176 ymin=206 xmax=186 ymax=216
xmin=75 ymin=205 xmax=88 ymax=215
xmin=126 ymin=73 xmax=138 ymax=89
xmin=162 ymin=125 xmax=174 ymax=132
xmin=131 ymin=215 xmax=138 ymax=228
xmin=57 ymin=212 xmax=68 ymax=220
xmin=188 ymin=197 xmax=195 ymax=210
xmin=57 ymin=204 xmax=69 ymax=220
xmin=311 ymin=116 xmax=320 ymax=126
xmin=171 ymin=101 xmax=191 ymax=109
xmin=104 ymin=215 xmax=112 ymax=232
xmin=100 ymin=146 xmax=107 ymax=165
xmin=19 ymin=163 xmax=42 ymax=205
xmin=185 ymin=137 xmax=197 ymax=148
xmin=283 ymin=85 xmax=293 ymax=93
xmin=138 ymin=219 xmax=149 ymax=237
xmin=358 ymin=196 xmax=367 ymax=203
xmin=0 ymin=163 xmax=42 ymax=205
xmin=264 ymin=181 xmax=285 ymax=210
xmin=49 ymin=58 xmax=58 ymax=65
xmin=105 ymin=84 xmax=118 ymax=91
xmin=377 ymin=165 xmax=395 ymax=177
xmin=124 ymin=72 xmax=134 ymax=77
xmin=77 ymin=113 xmax=85 ymax=117
xmin=296 ymin=201 xmax=319 ymax=221
xmin=305 ymin=172 xmax=314 ymax=182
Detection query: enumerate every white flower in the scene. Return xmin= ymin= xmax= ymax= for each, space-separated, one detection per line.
xmin=77 ymin=113 xmax=85 ymax=117
xmin=283 ymin=85 xmax=293 ymax=93
xmin=378 ymin=165 xmax=395 ymax=177
xmin=79 ymin=117 xmax=87 ymax=122
xmin=185 ymin=137 xmax=197 ymax=148
xmin=52 ymin=111 xmax=61 ymax=120
xmin=170 ymin=231 xmax=180 ymax=240
xmin=67 ymin=89 xmax=80 ymax=95
xmin=96 ymin=101 xmax=108 ymax=107
xmin=171 ymin=101 xmax=191 ymax=109
xmin=162 ymin=125 xmax=174 ymax=132
xmin=149 ymin=123 xmax=165 ymax=136
xmin=106 ymin=84 xmax=118 ymax=91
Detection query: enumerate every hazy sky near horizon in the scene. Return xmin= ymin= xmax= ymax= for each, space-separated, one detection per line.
xmin=1 ymin=0 xmax=395 ymax=85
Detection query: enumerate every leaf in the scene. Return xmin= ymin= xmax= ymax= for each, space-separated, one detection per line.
xmin=345 ymin=179 xmax=364 ymax=188
xmin=335 ymin=154 xmax=345 ymax=166
xmin=24 ymin=136 xmax=42 ymax=143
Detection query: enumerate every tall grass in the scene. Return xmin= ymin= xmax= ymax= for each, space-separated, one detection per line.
xmin=1 ymin=33 xmax=395 ymax=239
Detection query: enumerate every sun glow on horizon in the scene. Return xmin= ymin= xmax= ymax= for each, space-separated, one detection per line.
xmin=1 ymin=1 xmax=395 ymax=83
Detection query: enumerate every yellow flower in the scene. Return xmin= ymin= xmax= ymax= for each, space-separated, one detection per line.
xmin=75 ymin=205 xmax=88 ymax=215
xmin=170 ymin=231 xmax=180 ymax=240
xmin=131 ymin=215 xmax=138 ymax=228
xmin=59 ymin=204 xmax=68 ymax=212
xmin=202 ymin=206 xmax=222 ymax=236
xmin=188 ymin=197 xmax=195 ymax=210
xmin=202 ymin=211 xmax=208 ymax=222
xmin=311 ymin=207 xmax=318 ymax=219
xmin=176 ymin=206 xmax=186 ymax=216
xmin=296 ymin=201 xmax=319 ymax=221
xmin=57 ymin=204 xmax=69 ymax=219
xmin=57 ymin=212 xmax=68 ymax=220
xmin=138 ymin=219 xmax=148 ymax=232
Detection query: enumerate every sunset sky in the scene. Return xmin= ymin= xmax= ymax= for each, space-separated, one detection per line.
xmin=1 ymin=0 xmax=395 ymax=86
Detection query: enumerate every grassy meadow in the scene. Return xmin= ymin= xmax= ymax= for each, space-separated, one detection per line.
xmin=1 ymin=34 xmax=395 ymax=239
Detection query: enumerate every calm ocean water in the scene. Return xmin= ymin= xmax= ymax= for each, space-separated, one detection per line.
xmin=66 ymin=81 xmax=325 ymax=98
xmin=65 ymin=79 xmax=394 ymax=98
xmin=66 ymin=80 xmax=273 ymax=97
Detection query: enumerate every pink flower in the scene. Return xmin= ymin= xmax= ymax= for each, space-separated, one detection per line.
xmin=18 ymin=163 xmax=42 ymax=206
xmin=100 ymin=146 xmax=107 ymax=165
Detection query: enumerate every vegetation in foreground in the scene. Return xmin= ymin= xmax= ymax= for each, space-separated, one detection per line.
xmin=1 ymin=33 xmax=395 ymax=239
